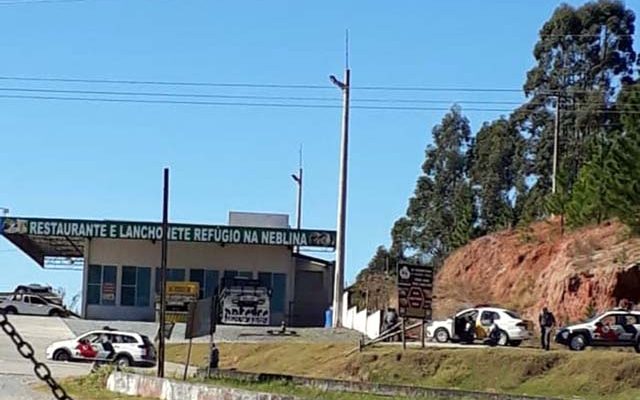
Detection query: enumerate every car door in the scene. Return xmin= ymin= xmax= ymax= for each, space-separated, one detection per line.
xmin=617 ymin=314 xmax=638 ymax=343
xmin=19 ymin=295 xmax=38 ymax=315
xmin=477 ymin=311 xmax=499 ymax=339
xmin=28 ymin=296 xmax=50 ymax=316
xmin=592 ymin=314 xmax=623 ymax=344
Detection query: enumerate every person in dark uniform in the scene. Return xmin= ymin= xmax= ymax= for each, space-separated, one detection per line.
xmin=539 ymin=307 xmax=556 ymax=351
xmin=209 ymin=343 xmax=219 ymax=370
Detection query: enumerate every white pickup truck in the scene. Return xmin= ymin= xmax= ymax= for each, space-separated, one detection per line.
xmin=0 ymin=293 xmax=68 ymax=317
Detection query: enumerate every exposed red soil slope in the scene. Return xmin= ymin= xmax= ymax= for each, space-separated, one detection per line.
xmin=434 ymin=219 xmax=640 ymax=325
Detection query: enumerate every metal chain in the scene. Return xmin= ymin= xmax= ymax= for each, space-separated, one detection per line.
xmin=0 ymin=309 xmax=73 ymax=400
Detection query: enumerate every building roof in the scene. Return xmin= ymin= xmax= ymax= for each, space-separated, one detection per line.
xmin=1 ymin=216 xmax=336 ymax=268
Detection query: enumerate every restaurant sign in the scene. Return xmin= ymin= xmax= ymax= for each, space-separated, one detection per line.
xmin=0 ymin=217 xmax=336 ymax=248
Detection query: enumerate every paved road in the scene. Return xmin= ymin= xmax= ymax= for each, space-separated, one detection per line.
xmin=0 ymin=375 xmax=51 ymax=400
xmin=0 ymin=315 xmax=89 ymax=400
xmin=64 ymin=318 xmax=362 ymax=343
xmin=0 ymin=315 xmax=91 ymax=377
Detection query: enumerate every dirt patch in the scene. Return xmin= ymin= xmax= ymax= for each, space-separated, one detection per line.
xmin=434 ymin=219 xmax=640 ymax=325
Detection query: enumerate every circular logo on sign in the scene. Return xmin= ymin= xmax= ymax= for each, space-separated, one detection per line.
xmin=399 ymin=266 xmax=411 ymax=280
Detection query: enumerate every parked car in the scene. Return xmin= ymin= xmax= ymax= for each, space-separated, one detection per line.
xmin=426 ymin=306 xmax=533 ymax=346
xmin=0 ymin=293 xmax=67 ymax=317
xmin=46 ymin=329 xmax=156 ymax=368
xmin=555 ymin=309 xmax=640 ymax=352
xmin=13 ymin=284 xmax=63 ymax=305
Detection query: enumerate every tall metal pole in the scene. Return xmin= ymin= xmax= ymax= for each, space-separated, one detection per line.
xmin=330 ymin=67 xmax=350 ymax=328
xmin=296 ymin=146 xmax=303 ymax=231
xmin=552 ymin=96 xmax=560 ymax=194
xmin=157 ymin=167 xmax=169 ymax=378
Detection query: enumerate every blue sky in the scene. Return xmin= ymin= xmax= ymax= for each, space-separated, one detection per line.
xmin=1 ymin=0 xmax=638 ymax=304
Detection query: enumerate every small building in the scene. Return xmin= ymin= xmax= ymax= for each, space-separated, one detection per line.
xmin=0 ymin=212 xmax=336 ymax=326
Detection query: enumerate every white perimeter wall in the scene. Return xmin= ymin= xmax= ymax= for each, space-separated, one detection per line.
xmin=340 ymin=291 xmax=380 ymax=339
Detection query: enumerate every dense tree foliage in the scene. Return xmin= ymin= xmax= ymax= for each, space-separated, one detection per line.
xmin=356 ymin=1 xmax=640 ymax=295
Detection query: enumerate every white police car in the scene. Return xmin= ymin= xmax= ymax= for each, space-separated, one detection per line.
xmin=555 ymin=309 xmax=640 ymax=352
xmin=426 ymin=305 xmax=533 ymax=346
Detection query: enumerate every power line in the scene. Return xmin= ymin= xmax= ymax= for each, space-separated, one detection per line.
xmin=0 ymin=0 xmax=87 ymax=5
xmin=0 ymin=76 xmax=334 ymax=90
xmin=0 ymin=86 xmax=637 ymax=108
xmin=1 ymin=92 xmax=640 ymax=114
xmin=0 ymin=75 xmax=621 ymax=96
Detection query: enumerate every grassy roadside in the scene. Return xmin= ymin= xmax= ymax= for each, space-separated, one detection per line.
xmin=166 ymin=342 xmax=640 ymax=400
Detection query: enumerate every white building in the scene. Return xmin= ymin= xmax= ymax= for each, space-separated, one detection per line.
xmin=1 ymin=212 xmax=335 ymax=326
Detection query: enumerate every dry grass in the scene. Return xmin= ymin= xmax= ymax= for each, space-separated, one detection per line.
xmin=167 ymin=342 xmax=640 ymax=400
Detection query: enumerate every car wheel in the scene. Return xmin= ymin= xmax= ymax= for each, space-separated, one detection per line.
xmin=569 ymin=334 xmax=587 ymax=351
xmin=508 ymin=340 xmax=522 ymax=347
xmin=53 ymin=349 xmax=71 ymax=362
xmin=115 ymin=354 xmax=132 ymax=368
xmin=434 ymin=328 xmax=450 ymax=343
xmin=634 ymin=340 xmax=640 ymax=354
xmin=4 ymin=307 xmax=17 ymax=315
xmin=497 ymin=330 xmax=509 ymax=346
xmin=49 ymin=309 xmax=62 ymax=317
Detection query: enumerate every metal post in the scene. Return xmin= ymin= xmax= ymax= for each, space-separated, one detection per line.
xmin=183 ymin=338 xmax=193 ymax=381
xmin=421 ymin=321 xmax=426 ymax=348
xmin=552 ymin=96 xmax=560 ymax=194
xmin=291 ymin=146 xmax=303 ymax=253
xmin=157 ymin=168 xmax=169 ymax=378
xmin=401 ymin=318 xmax=407 ymax=350
xmin=331 ymin=67 xmax=350 ymax=328
xmin=296 ymin=146 xmax=303 ymax=231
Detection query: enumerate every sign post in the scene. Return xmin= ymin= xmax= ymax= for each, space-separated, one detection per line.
xmin=397 ymin=263 xmax=434 ymax=349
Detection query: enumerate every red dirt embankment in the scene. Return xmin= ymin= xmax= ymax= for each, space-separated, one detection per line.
xmin=434 ymin=219 xmax=640 ymax=325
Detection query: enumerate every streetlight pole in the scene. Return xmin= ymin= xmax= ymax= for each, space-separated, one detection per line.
xmin=157 ymin=168 xmax=169 ymax=378
xmin=291 ymin=146 xmax=303 ymax=253
xmin=291 ymin=146 xmax=303 ymax=231
xmin=330 ymin=66 xmax=350 ymax=328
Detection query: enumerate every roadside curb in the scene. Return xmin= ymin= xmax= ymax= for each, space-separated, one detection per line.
xmin=107 ymin=371 xmax=301 ymax=400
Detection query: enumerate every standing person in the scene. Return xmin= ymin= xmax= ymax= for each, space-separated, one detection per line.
xmin=539 ymin=307 xmax=556 ymax=351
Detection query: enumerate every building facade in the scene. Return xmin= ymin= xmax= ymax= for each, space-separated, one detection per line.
xmin=1 ymin=212 xmax=335 ymax=326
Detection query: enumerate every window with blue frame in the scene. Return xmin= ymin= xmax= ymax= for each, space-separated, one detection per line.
xmin=87 ymin=265 xmax=116 ymax=306
xmin=189 ymin=269 xmax=219 ymax=299
xmin=257 ymin=272 xmax=286 ymax=314
xmin=155 ymin=268 xmax=186 ymax=293
xmin=121 ymin=266 xmax=151 ymax=307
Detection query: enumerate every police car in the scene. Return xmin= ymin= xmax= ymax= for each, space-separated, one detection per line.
xmin=46 ymin=328 xmax=156 ymax=368
xmin=555 ymin=309 xmax=640 ymax=352
xmin=426 ymin=305 xmax=533 ymax=346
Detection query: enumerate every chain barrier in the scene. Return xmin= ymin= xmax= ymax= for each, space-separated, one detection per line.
xmin=0 ymin=309 xmax=73 ymax=400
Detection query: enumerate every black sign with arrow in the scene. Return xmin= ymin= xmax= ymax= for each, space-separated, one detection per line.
xmin=397 ymin=263 xmax=433 ymax=320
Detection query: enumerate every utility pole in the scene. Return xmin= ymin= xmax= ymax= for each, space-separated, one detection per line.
xmin=330 ymin=31 xmax=350 ymax=328
xmin=157 ymin=168 xmax=169 ymax=378
xmin=291 ymin=146 xmax=303 ymax=230
xmin=552 ymin=96 xmax=560 ymax=194
xmin=291 ymin=146 xmax=303 ymax=253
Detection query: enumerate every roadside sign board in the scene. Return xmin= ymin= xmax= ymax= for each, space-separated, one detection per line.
xmin=397 ymin=263 xmax=433 ymax=320
xmin=185 ymin=296 xmax=217 ymax=339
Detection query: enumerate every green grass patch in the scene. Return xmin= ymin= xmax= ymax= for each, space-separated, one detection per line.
xmin=166 ymin=342 xmax=640 ymax=400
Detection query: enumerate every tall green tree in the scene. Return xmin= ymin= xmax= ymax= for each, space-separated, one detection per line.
xmin=607 ymin=83 xmax=640 ymax=231
xmin=516 ymin=0 xmax=636 ymax=217
xmin=566 ymin=136 xmax=615 ymax=227
xmin=469 ymin=118 xmax=522 ymax=233
xmin=391 ymin=106 xmax=473 ymax=267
